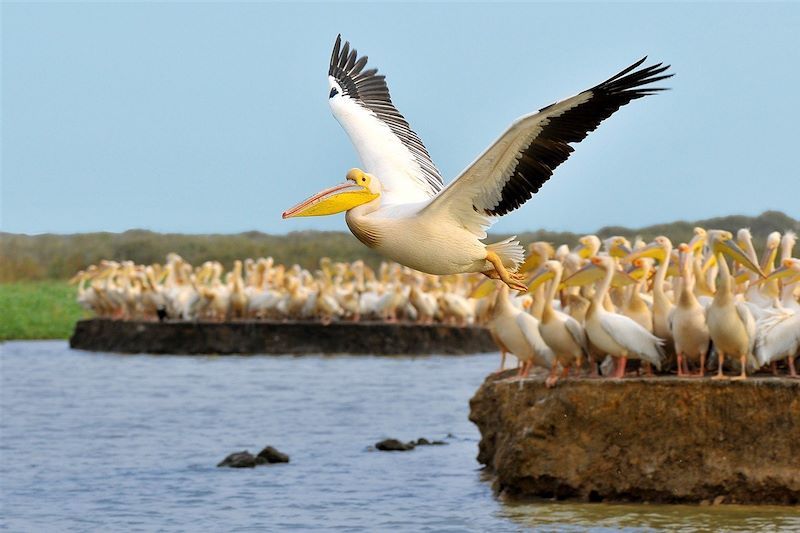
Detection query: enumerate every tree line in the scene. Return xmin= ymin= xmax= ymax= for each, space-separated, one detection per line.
xmin=1 ymin=211 xmax=796 ymax=282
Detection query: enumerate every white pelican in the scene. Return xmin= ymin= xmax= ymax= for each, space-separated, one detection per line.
xmin=625 ymin=236 xmax=675 ymax=349
xmin=755 ymin=258 xmax=800 ymax=378
xmin=669 ymin=244 xmax=710 ymax=377
xmin=490 ymin=284 xmax=554 ymax=378
xmin=528 ymin=260 xmax=588 ymax=387
xmin=583 ymin=256 xmax=665 ymax=378
xmin=283 ymin=35 xmax=672 ymax=291
xmin=705 ymin=231 xmax=760 ymax=380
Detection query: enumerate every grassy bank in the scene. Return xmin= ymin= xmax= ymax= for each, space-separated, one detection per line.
xmin=0 ymin=282 xmax=85 ymax=340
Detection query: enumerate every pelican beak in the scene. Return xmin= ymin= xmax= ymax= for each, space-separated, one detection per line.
xmin=758 ymin=262 xmax=794 ymax=283
xmin=518 ymin=254 xmax=543 ymax=273
xmin=282 ymin=182 xmax=378 ymax=218
xmin=733 ymin=269 xmax=750 ymax=285
xmin=562 ymin=264 xmax=601 ymax=288
xmin=702 ymin=254 xmax=717 ymax=273
xmin=712 ymin=238 xmax=765 ymax=278
xmin=609 ymin=243 xmax=633 ymax=258
xmin=613 ymin=270 xmax=638 ymax=287
xmin=624 ymin=242 xmax=665 ymax=263
xmin=565 ymin=262 xmax=637 ymax=288
xmin=627 ymin=264 xmax=646 ymax=281
xmin=760 ymin=245 xmax=779 ymax=272
xmin=677 ymin=245 xmax=691 ymax=273
xmin=573 ymin=242 xmax=592 ymax=259
xmin=470 ymin=279 xmax=497 ymax=299
xmin=688 ymin=234 xmax=706 ymax=254
xmin=527 ymin=266 xmax=555 ymax=292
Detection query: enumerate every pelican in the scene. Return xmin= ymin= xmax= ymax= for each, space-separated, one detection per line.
xmin=490 ymin=284 xmax=554 ymax=378
xmin=625 ymin=236 xmax=675 ymax=350
xmin=705 ymin=230 xmax=760 ymax=380
xmin=755 ymin=258 xmax=800 ymax=377
xmin=669 ymin=244 xmax=710 ymax=377
xmin=283 ymin=35 xmax=672 ymax=291
xmin=583 ymin=256 xmax=665 ymax=378
xmin=528 ymin=260 xmax=588 ymax=387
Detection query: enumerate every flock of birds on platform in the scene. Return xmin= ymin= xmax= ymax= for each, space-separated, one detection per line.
xmin=481 ymin=228 xmax=799 ymax=384
xmin=70 ymin=254 xmax=488 ymax=326
xmin=71 ymin=227 xmax=800 ymax=382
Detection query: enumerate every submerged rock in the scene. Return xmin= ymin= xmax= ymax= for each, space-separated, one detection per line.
xmin=415 ymin=438 xmax=447 ymax=446
xmin=470 ymin=372 xmax=800 ymax=504
xmin=375 ymin=438 xmax=416 ymax=451
xmin=256 ymin=445 xmax=289 ymax=464
xmin=375 ymin=437 xmax=449 ymax=451
xmin=217 ymin=451 xmax=257 ymax=468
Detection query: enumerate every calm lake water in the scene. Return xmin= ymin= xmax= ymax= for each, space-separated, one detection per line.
xmin=1 ymin=341 xmax=798 ymax=532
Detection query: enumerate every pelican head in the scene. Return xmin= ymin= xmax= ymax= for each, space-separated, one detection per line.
xmin=527 ymin=260 xmax=562 ymax=292
xmin=604 ymin=236 xmax=633 ymax=258
xmin=760 ymin=257 xmax=800 ymax=284
xmin=574 ymin=235 xmax=601 ymax=259
xmin=760 ymin=231 xmax=782 ymax=271
xmin=282 ymin=168 xmax=380 ymax=218
xmin=688 ymin=227 xmax=706 ymax=254
xmin=707 ymin=229 xmax=764 ymax=277
xmin=623 ymin=235 xmax=671 ymax=263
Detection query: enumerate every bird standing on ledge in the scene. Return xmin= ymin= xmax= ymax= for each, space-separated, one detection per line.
xmin=284 ymin=35 xmax=673 ymax=291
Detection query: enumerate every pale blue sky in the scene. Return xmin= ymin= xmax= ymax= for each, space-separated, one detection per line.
xmin=2 ymin=2 xmax=798 ymax=236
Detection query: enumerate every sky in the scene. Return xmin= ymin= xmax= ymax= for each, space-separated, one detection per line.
xmin=2 ymin=2 xmax=799 ymax=236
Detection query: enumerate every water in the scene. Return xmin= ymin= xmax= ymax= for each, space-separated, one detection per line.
xmin=1 ymin=341 xmax=797 ymax=532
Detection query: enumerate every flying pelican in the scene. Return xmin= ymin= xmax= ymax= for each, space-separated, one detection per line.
xmin=283 ymin=35 xmax=672 ymax=291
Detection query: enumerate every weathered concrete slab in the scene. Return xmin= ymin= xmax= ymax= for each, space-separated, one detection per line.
xmin=469 ymin=371 xmax=800 ymax=504
xmin=69 ymin=319 xmax=496 ymax=355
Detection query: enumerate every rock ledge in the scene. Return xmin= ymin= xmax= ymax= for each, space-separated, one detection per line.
xmin=69 ymin=318 xmax=495 ymax=355
xmin=469 ymin=372 xmax=800 ymax=504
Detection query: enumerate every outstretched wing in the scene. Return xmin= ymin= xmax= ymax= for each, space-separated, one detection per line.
xmin=328 ymin=35 xmax=444 ymax=205
xmin=422 ymin=58 xmax=672 ymax=237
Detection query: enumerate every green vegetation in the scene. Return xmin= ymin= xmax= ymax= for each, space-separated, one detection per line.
xmin=1 ymin=211 xmax=796 ymax=283
xmin=0 ymin=281 xmax=87 ymax=340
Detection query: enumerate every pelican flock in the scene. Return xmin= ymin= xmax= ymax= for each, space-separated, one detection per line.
xmin=283 ymin=35 xmax=672 ymax=292
xmin=73 ymin=226 xmax=799 ymax=381
xmin=70 ymin=255 xmax=490 ymax=326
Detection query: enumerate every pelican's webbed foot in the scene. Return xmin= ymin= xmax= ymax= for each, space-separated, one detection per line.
xmin=485 ymin=251 xmax=527 ymax=292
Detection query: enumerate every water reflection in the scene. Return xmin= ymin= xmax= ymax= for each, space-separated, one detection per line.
xmin=501 ymin=500 xmax=800 ymax=532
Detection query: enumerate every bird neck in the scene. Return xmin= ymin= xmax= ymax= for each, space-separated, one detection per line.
xmin=678 ymin=261 xmax=699 ymax=308
xmin=653 ymin=243 xmax=671 ymax=297
xmin=592 ymin=264 xmax=614 ymax=308
xmin=542 ymin=269 xmax=561 ymax=320
xmin=714 ymin=252 xmax=733 ymax=304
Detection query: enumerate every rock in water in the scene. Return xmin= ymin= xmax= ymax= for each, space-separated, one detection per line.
xmin=416 ymin=438 xmax=447 ymax=446
xmin=375 ymin=438 xmax=416 ymax=451
xmin=256 ymin=446 xmax=290 ymax=464
xmin=217 ymin=451 xmax=257 ymax=468
xmin=469 ymin=372 xmax=800 ymax=504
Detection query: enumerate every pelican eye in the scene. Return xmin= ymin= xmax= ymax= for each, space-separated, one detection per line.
xmin=329 ymin=87 xmax=339 ymax=98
